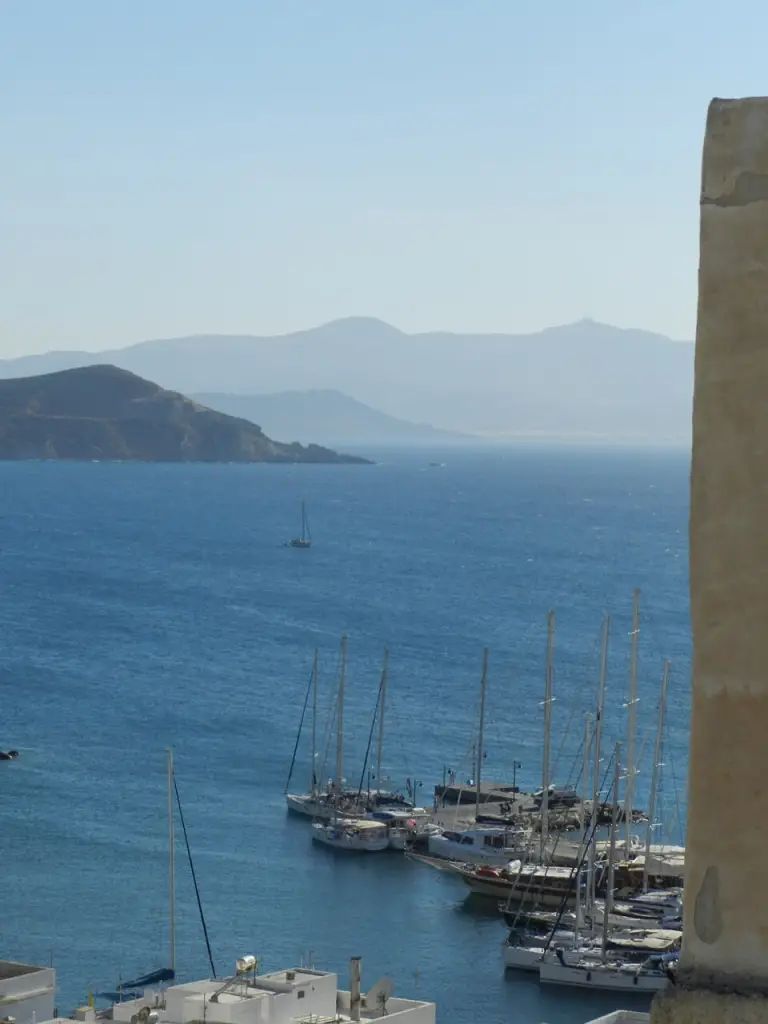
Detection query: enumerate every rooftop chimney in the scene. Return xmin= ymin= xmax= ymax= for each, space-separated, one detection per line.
xmin=350 ymin=957 xmax=361 ymax=1023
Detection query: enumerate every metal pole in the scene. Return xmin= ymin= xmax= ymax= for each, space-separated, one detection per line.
xmin=336 ymin=634 xmax=347 ymax=789
xmin=643 ymin=662 xmax=670 ymax=891
xmin=540 ymin=611 xmax=555 ymax=861
xmin=625 ymin=588 xmax=640 ymax=848
xmin=376 ymin=647 xmax=389 ymax=790
xmin=311 ymin=647 xmax=318 ymax=795
xmin=475 ymin=648 xmax=489 ymax=819
xmin=167 ymin=748 xmax=176 ymax=975
xmin=601 ymin=742 xmax=621 ymax=961
xmin=588 ymin=614 xmax=609 ymax=914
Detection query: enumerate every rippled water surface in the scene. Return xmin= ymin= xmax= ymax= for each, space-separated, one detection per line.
xmin=0 ymin=446 xmax=690 ymax=1023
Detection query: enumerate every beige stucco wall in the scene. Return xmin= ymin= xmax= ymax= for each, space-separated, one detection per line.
xmin=679 ymin=96 xmax=768 ymax=993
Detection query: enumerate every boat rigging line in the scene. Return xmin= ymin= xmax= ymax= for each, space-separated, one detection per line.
xmin=356 ymin=659 xmax=387 ymax=800
xmin=173 ymin=770 xmax=217 ymax=979
xmin=284 ymin=665 xmax=316 ymax=794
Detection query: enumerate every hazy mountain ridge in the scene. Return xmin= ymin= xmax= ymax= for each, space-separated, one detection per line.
xmin=0 ymin=318 xmax=695 ymax=440
xmin=0 ymin=366 xmax=369 ymax=463
xmin=193 ymin=389 xmax=471 ymax=445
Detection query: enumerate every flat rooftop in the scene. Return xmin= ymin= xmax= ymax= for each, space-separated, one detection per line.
xmin=0 ymin=960 xmax=50 ymax=980
xmin=104 ymin=965 xmax=435 ymax=1024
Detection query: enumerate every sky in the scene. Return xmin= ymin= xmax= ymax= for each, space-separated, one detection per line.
xmin=2 ymin=1 xmax=768 ymax=357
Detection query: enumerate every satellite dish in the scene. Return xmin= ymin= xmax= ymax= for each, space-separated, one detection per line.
xmin=365 ymin=977 xmax=393 ymax=1013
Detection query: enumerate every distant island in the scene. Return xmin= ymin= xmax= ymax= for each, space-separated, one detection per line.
xmin=0 ymin=365 xmax=370 ymax=464
xmin=193 ymin=389 xmax=473 ymax=446
xmin=0 ymin=317 xmax=695 ymax=442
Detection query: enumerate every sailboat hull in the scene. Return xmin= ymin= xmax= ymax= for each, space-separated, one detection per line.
xmin=286 ymin=793 xmax=336 ymax=819
xmin=539 ymin=959 xmax=668 ymax=992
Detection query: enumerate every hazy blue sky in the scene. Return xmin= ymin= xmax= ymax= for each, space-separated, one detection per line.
xmin=3 ymin=2 xmax=766 ymax=356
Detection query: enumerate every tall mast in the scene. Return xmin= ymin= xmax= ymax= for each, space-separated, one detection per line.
xmin=336 ymin=634 xmax=348 ymax=789
xmin=625 ymin=588 xmax=640 ymax=849
xmin=311 ymin=647 xmax=319 ymax=795
xmin=475 ymin=648 xmax=489 ymax=820
xmin=643 ymin=661 xmax=670 ymax=891
xmin=376 ymin=647 xmax=389 ymax=789
xmin=167 ymin=748 xmax=176 ymax=976
xmin=574 ymin=712 xmax=591 ymax=945
xmin=540 ymin=611 xmax=555 ymax=861
xmin=579 ymin=713 xmax=592 ymax=848
xmin=588 ymin=614 xmax=609 ymax=913
xmin=601 ymin=742 xmax=621 ymax=960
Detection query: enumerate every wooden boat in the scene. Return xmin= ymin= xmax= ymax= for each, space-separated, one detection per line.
xmin=454 ymin=860 xmax=581 ymax=907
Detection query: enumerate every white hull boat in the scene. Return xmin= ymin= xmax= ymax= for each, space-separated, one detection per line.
xmin=539 ymin=953 xmax=672 ymax=992
xmin=427 ymin=826 xmax=534 ymax=865
xmin=286 ymin=793 xmax=332 ymax=818
xmin=312 ymin=819 xmax=390 ymax=852
xmin=387 ymin=823 xmax=441 ymax=850
xmin=502 ymin=932 xmax=575 ymax=973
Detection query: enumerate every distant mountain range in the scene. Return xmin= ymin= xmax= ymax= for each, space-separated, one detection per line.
xmin=0 ymin=366 xmax=368 ymax=463
xmin=193 ymin=389 xmax=470 ymax=446
xmin=0 ymin=318 xmax=695 ymax=440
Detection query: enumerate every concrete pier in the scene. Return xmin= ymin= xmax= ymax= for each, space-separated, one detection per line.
xmin=653 ymin=97 xmax=768 ymax=1022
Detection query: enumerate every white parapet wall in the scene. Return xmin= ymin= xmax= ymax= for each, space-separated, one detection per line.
xmin=0 ymin=961 xmax=56 ymax=1024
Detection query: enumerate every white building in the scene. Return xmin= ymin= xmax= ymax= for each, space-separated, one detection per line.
xmin=0 ymin=960 xmax=56 ymax=1024
xmin=38 ymin=957 xmax=435 ymax=1024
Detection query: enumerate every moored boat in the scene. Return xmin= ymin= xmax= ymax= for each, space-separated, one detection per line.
xmin=538 ymin=948 xmax=675 ymax=992
xmin=454 ymin=860 xmax=581 ymax=907
xmin=312 ymin=818 xmax=390 ymax=852
xmin=427 ymin=825 xmax=534 ymax=865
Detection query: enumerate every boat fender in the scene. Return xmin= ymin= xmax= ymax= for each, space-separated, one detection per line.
xmin=586 ymin=971 xmax=592 ymax=982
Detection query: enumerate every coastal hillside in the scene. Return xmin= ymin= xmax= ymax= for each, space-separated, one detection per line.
xmin=0 ymin=365 xmax=369 ymax=463
xmin=193 ymin=389 xmax=472 ymax=445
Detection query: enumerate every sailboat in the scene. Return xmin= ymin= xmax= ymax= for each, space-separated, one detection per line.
xmin=286 ymin=501 xmax=312 ymax=548
xmin=286 ymin=637 xmax=357 ymax=820
xmin=537 ymin=744 xmax=674 ymax=993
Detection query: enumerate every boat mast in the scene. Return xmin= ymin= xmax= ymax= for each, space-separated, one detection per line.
xmin=574 ymin=713 xmax=591 ymax=946
xmin=579 ymin=713 xmax=592 ymax=848
xmin=588 ymin=614 xmax=609 ymax=914
xmin=643 ymin=661 xmax=669 ymax=891
xmin=540 ymin=611 xmax=555 ymax=862
xmin=625 ymin=588 xmax=640 ymax=849
xmin=601 ymin=742 xmax=621 ymax=961
xmin=336 ymin=634 xmax=348 ymax=791
xmin=311 ymin=647 xmax=319 ymax=796
xmin=475 ymin=648 xmax=489 ymax=820
xmin=301 ymin=501 xmax=307 ymax=542
xmin=167 ymin=748 xmax=176 ymax=976
xmin=376 ymin=647 xmax=389 ymax=790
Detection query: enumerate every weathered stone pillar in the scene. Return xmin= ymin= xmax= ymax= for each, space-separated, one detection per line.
xmin=653 ymin=97 xmax=768 ymax=1022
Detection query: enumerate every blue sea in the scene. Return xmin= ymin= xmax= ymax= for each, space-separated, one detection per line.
xmin=0 ymin=446 xmax=691 ymax=1024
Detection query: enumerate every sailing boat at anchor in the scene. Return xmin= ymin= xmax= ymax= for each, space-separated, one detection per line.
xmin=286 ymin=501 xmax=312 ymax=548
